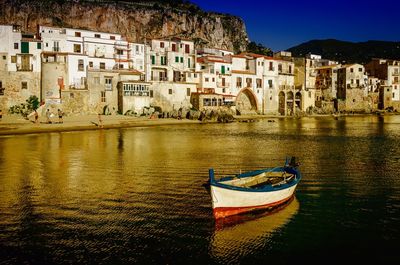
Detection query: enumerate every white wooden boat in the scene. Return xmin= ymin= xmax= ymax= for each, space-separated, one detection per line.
xmin=208 ymin=157 xmax=302 ymax=219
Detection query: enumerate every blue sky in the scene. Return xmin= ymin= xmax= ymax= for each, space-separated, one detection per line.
xmin=190 ymin=0 xmax=400 ymax=51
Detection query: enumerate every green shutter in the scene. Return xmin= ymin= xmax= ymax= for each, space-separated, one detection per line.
xmin=21 ymin=42 xmax=29 ymax=54
xmin=188 ymin=58 xmax=190 ymax=68
xmin=175 ymin=56 xmax=179 ymax=63
xmin=151 ymin=55 xmax=155 ymax=65
xmin=37 ymin=42 xmax=41 ymax=50
xmin=221 ymin=65 xmax=225 ymax=74
xmin=180 ymin=57 xmax=183 ymax=63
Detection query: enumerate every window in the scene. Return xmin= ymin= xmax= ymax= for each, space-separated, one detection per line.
xmin=278 ymin=64 xmax=282 ymax=72
xmin=175 ymin=56 xmax=179 ymax=63
xmin=205 ymin=78 xmax=209 ymax=82
xmin=256 ymin=78 xmax=262 ymax=88
xmin=74 ymin=44 xmax=81 ymax=53
xmin=180 ymin=57 xmax=183 ymax=63
xmin=269 ymin=62 xmax=274 ymax=71
xmin=187 ymin=87 xmax=191 ymax=96
xmin=95 ymin=34 xmax=101 ymax=38
xmin=246 ymin=78 xmax=252 ymax=87
xmin=2 ymin=56 xmax=6 ymax=60
xmin=110 ymin=36 xmax=115 ymax=40
xmin=136 ymin=45 xmax=139 ymax=53
xmin=150 ymin=90 xmax=154 ymax=98
xmin=0 ymin=81 xmax=3 ymax=96
xmin=160 ymin=42 xmax=164 ymax=48
xmin=78 ymin=59 xmax=84 ymax=71
xmin=161 ymin=56 xmax=167 ymax=65
xmin=105 ymin=77 xmax=112 ymax=90
xmin=101 ymin=91 xmax=106 ymax=102
xmin=169 ymin=88 xmax=172 ymax=95
xmin=116 ymin=49 xmax=123 ymax=55
xmin=359 ymin=68 xmax=362 ymax=72
xmin=188 ymin=58 xmax=191 ymax=68
xmin=268 ymin=80 xmax=273 ymax=88
xmin=172 ymin=43 xmax=176 ymax=52
xmin=75 ymin=32 xmax=81 ymax=37
xmin=236 ymin=77 xmax=242 ymax=88
xmin=21 ymin=81 xmax=27 ymax=90
xmin=350 ymin=68 xmax=354 ymax=73
xmin=151 ymin=55 xmax=155 ymax=65
xmin=37 ymin=43 xmax=41 ymax=49
xmin=14 ymin=43 xmax=18 ymax=49
xmin=53 ymin=41 xmax=59 ymax=52
xmin=89 ymin=61 xmax=93 ymax=68
xmin=100 ymin=62 xmax=105 ymax=69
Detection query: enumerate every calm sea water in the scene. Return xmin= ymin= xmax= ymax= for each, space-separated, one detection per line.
xmin=0 ymin=116 xmax=399 ymax=264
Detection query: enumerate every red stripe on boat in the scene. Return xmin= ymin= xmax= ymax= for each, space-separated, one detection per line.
xmin=213 ymin=195 xmax=294 ymax=219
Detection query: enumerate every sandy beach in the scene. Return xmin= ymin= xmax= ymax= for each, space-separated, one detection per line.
xmin=0 ymin=113 xmax=206 ymax=136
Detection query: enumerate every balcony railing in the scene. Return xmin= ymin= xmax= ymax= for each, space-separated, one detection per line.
xmin=151 ymin=77 xmax=168 ymax=82
xmin=279 ymin=85 xmax=295 ymax=90
xmin=16 ymin=64 xmax=33 ymax=71
xmin=217 ymin=82 xmax=230 ymax=88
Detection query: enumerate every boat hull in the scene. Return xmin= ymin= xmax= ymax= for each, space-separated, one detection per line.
xmin=211 ymin=182 xmax=299 ymax=219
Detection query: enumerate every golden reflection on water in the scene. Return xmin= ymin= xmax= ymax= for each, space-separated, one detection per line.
xmin=210 ymin=197 xmax=299 ymax=261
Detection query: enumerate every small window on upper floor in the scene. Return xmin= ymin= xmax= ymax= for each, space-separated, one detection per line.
xmin=110 ymin=36 xmax=115 ymax=40
xmin=160 ymin=42 xmax=164 ymax=48
xmin=74 ymin=44 xmax=81 ymax=53
xmin=94 ymin=34 xmax=101 ymax=38
xmin=14 ymin=43 xmax=18 ymax=49
xmin=75 ymin=32 xmax=81 ymax=37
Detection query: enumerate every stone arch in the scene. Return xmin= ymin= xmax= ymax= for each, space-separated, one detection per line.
xmin=236 ymin=88 xmax=258 ymax=115
xmin=295 ymin=92 xmax=302 ymax=111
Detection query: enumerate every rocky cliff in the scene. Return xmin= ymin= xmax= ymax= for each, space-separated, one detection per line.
xmin=0 ymin=0 xmax=249 ymax=52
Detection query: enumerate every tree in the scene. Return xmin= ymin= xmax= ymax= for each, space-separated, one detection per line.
xmin=247 ymin=41 xmax=272 ymax=56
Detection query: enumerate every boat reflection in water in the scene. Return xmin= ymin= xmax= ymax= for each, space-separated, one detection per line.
xmin=210 ymin=197 xmax=299 ymax=261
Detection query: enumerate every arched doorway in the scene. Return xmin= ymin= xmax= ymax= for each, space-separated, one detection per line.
xmin=236 ymin=88 xmax=258 ymax=115
xmin=278 ymin=91 xmax=285 ymax=115
xmin=295 ymin=92 xmax=302 ymax=112
xmin=287 ymin=91 xmax=294 ymax=116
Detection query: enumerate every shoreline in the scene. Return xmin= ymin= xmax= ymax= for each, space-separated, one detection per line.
xmin=0 ymin=112 xmax=397 ymax=136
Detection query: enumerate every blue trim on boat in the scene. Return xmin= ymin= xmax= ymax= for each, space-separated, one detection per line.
xmin=208 ymin=165 xmax=302 ymax=193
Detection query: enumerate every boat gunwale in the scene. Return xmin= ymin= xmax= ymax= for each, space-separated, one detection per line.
xmin=209 ymin=166 xmax=302 ymax=193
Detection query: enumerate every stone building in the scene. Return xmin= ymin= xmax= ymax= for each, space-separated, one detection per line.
xmin=365 ymin=58 xmax=400 ymax=109
xmin=0 ymin=25 xmax=42 ymax=110
xmin=337 ymin=64 xmax=369 ymax=112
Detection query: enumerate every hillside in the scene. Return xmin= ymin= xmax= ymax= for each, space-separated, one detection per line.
xmin=0 ymin=0 xmax=249 ymax=52
xmin=288 ymin=39 xmax=400 ymax=64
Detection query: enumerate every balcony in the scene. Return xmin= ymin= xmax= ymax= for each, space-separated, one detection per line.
xmin=151 ymin=76 xmax=168 ymax=82
xmin=279 ymin=85 xmax=295 ymax=90
xmin=16 ymin=64 xmax=33 ymax=71
xmin=217 ymin=82 xmax=230 ymax=88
